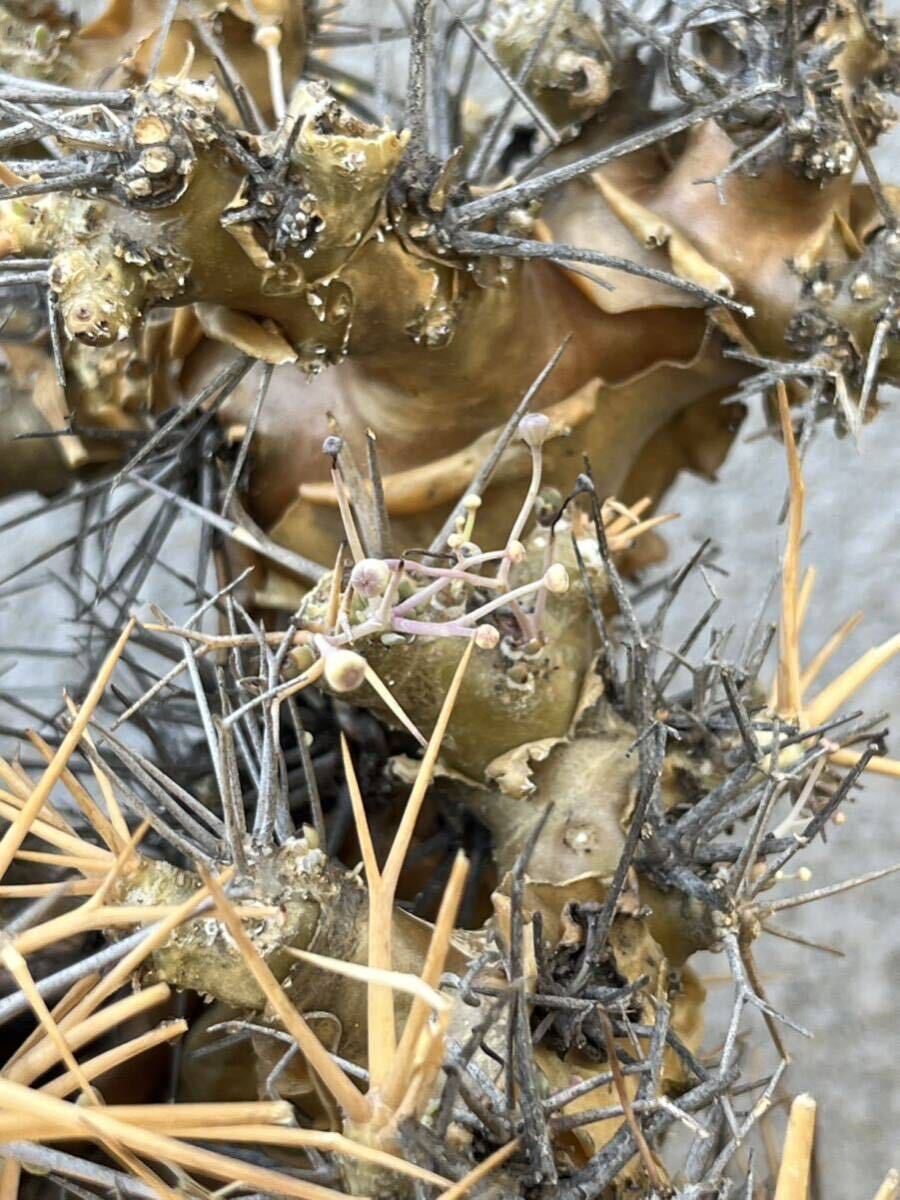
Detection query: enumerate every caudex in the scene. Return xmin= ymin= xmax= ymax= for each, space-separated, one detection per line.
xmin=0 ymin=0 xmax=898 ymax=1197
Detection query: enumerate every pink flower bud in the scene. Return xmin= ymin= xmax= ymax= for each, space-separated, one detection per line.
xmin=350 ymin=558 xmax=391 ymax=598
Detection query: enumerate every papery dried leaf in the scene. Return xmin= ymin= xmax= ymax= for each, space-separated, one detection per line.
xmin=484 ymin=736 xmax=565 ymax=799
xmin=2 ymin=344 xmax=87 ymax=469
xmin=195 ymin=303 xmax=298 ymax=364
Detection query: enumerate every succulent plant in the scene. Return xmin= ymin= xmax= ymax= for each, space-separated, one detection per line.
xmin=0 ymin=1 xmax=898 ymax=1198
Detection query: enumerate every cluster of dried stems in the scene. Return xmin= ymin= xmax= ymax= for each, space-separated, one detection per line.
xmin=0 ymin=0 xmax=898 ymax=1198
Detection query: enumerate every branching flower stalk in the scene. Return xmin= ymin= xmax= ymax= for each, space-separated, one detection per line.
xmin=277 ymin=416 xmax=682 ymax=780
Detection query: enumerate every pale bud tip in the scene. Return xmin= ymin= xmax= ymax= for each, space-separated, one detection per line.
xmin=518 ymin=412 xmax=551 ymax=448
xmin=506 ymin=539 xmax=526 ymax=564
xmin=324 ymin=649 xmax=367 ymax=693
xmin=475 ymin=624 xmax=500 ymax=650
xmin=543 ymin=562 xmax=570 ymax=594
xmin=253 ymin=24 xmax=282 ymax=49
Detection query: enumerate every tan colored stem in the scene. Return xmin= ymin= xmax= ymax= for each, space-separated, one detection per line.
xmin=828 ymin=748 xmax=900 ymax=778
xmin=873 ymin=1169 xmax=900 ymax=1200
xmin=775 ymin=383 xmax=804 ymax=720
xmin=42 ymin=1022 xmax=189 ymax=1101
xmin=5 ymin=984 xmax=173 ymax=1086
xmin=804 ymin=633 xmax=900 ymax=728
xmin=0 ymin=1080 xmax=347 ymax=1200
xmin=0 ymin=618 xmax=134 ymax=885
xmin=437 ymin=1139 xmax=521 ymax=1199
xmin=774 ymin=1093 xmax=817 ymax=1200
